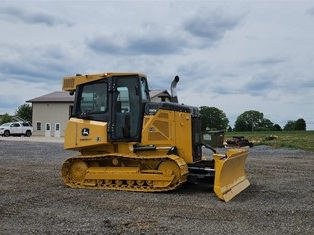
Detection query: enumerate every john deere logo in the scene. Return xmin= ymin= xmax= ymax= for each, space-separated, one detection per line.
xmin=82 ymin=128 xmax=90 ymax=136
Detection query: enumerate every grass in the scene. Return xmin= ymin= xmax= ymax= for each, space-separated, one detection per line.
xmin=225 ymin=131 xmax=314 ymax=152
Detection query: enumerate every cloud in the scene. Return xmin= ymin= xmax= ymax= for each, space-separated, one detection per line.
xmin=0 ymin=61 xmax=69 ymax=82
xmin=301 ymin=80 xmax=314 ymax=88
xmin=190 ymin=71 xmax=279 ymax=97
xmin=87 ymin=34 xmax=187 ymax=55
xmin=87 ymin=9 xmax=245 ymax=56
xmin=245 ymin=57 xmax=286 ymax=66
xmin=183 ymin=10 xmax=243 ymax=43
xmin=244 ymin=74 xmax=277 ymax=94
xmin=0 ymin=99 xmax=20 ymax=111
xmin=177 ymin=61 xmax=211 ymax=79
xmin=128 ymin=37 xmax=185 ymax=55
xmin=0 ymin=43 xmax=77 ymax=113
xmin=0 ymin=6 xmax=73 ymax=26
xmin=0 ymin=44 xmax=78 ymax=83
xmin=307 ymin=7 xmax=314 ymax=15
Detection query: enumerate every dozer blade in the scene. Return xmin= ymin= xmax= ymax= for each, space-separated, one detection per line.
xmin=213 ymin=149 xmax=250 ymax=202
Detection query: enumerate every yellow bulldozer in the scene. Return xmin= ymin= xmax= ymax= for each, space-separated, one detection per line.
xmin=61 ymin=72 xmax=249 ymax=202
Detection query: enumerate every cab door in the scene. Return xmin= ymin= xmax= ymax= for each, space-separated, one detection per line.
xmin=110 ymin=76 xmax=143 ymax=141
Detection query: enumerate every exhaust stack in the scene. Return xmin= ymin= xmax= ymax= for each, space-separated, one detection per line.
xmin=170 ymin=75 xmax=179 ymax=103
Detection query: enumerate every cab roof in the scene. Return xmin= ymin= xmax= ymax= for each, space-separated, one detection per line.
xmin=62 ymin=72 xmax=147 ymax=91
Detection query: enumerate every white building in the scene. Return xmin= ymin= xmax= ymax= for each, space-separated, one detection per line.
xmin=27 ymin=92 xmax=74 ymax=137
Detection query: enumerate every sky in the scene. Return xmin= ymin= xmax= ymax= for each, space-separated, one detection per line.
xmin=0 ymin=0 xmax=314 ymax=129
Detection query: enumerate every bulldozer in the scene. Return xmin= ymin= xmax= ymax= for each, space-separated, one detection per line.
xmin=61 ymin=72 xmax=250 ymax=202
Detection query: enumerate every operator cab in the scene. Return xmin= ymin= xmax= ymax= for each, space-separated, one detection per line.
xmin=71 ymin=74 xmax=150 ymax=142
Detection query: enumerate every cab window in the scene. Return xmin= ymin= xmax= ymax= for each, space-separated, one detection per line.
xmin=117 ymin=87 xmax=130 ymax=113
xmin=79 ymin=81 xmax=107 ymax=114
xmin=140 ymin=78 xmax=149 ymax=101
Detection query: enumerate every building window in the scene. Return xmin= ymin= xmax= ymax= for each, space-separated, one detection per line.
xmin=161 ymin=97 xmax=166 ymax=102
xmin=36 ymin=122 xmax=41 ymax=131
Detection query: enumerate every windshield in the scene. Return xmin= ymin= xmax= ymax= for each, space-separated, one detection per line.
xmin=78 ymin=81 xmax=107 ymax=114
xmin=1 ymin=123 xmax=10 ymax=127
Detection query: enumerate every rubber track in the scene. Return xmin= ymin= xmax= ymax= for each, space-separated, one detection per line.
xmin=62 ymin=153 xmax=189 ymax=192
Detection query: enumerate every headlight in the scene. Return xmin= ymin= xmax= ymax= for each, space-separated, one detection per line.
xmin=0 ymin=128 xmax=4 ymax=130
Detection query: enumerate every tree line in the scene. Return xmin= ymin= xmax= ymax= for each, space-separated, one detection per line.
xmin=0 ymin=104 xmax=32 ymax=125
xmin=200 ymin=106 xmax=306 ymax=132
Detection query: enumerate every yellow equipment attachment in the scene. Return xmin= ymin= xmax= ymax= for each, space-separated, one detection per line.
xmin=213 ymin=149 xmax=250 ymax=202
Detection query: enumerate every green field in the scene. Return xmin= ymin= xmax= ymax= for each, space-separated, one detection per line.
xmin=225 ymin=131 xmax=314 ymax=152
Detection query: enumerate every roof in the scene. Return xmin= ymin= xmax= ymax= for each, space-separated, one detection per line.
xmin=27 ymin=91 xmax=74 ymax=103
xmin=27 ymin=89 xmax=171 ymax=103
xmin=149 ymin=90 xmax=171 ymax=98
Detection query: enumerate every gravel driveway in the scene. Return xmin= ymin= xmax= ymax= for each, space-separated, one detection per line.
xmin=0 ymin=141 xmax=313 ymax=234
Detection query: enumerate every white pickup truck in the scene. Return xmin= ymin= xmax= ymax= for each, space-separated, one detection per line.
xmin=0 ymin=122 xmax=33 ymax=137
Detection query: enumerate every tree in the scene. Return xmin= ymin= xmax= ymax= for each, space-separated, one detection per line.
xmin=284 ymin=119 xmax=306 ymax=131
xmin=295 ymin=118 xmax=306 ymax=130
xmin=0 ymin=113 xmax=12 ymax=125
xmin=199 ymin=106 xmax=229 ymax=131
xmin=15 ymin=104 xmax=32 ymax=122
xmin=227 ymin=126 xmax=233 ymax=132
xmin=256 ymin=118 xmax=274 ymax=131
xmin=272 ymin=124 xmax=282 ymax=131
xmin=284 ymin=120 xmax=296 ymax=131
xmin=234 ymin=110 xmax=264 ymax=131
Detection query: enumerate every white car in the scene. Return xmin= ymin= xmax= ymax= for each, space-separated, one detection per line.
xmin=0 ymin=122 xmax=33 ymax=137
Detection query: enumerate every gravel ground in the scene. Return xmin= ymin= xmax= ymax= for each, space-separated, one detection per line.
xmin=0 ymin=141 xmax=313 ymax=234
xmin=0 ymin=136 xmax=64 ymax=143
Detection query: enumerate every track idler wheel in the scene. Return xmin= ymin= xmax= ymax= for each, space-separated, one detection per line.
xmin=68 ymin=160 xmax=88 ymax=183
xmin=158 ymin=160 xmax=180 ymax=186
